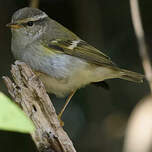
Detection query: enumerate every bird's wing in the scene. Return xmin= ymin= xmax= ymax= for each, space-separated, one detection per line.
xmin=42 ymin=39 xmax=115 ymax=66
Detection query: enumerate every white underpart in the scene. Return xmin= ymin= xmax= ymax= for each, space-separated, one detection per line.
xmin=67 ymin=40 xmax=81 ymax=49
xmin=36 ymin=54 xmax=119 ymax=97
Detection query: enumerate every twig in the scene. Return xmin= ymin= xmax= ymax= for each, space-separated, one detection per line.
xmin=30 ymin=0 xmax=39 ymax=8
xmin=130 ymin=0 xmax=152 ymax=92
xmin=3 ymin=61 xmax=77 ymax=152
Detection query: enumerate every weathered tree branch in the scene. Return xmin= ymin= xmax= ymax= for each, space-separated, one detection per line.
xmin=3 ymin=61 xmax=77 ymax=152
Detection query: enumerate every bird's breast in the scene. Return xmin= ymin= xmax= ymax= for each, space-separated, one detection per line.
xmin=12 ymin=43 xmax=95 ymax=96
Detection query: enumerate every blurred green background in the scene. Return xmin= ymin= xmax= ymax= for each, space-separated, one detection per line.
xmin=0 ymin=0 xmax=150 ymax=152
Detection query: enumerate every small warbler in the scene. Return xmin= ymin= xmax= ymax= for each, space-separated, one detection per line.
xmin=7 ymin=7 xmax=144 ymax=121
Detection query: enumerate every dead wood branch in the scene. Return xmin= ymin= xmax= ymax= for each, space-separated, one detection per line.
xmin=3 ymin=61 xmax=76 ymax=152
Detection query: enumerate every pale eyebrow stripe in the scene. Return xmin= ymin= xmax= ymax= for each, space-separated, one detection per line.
xmin=17 ymin=13 xmax=48 ymax=24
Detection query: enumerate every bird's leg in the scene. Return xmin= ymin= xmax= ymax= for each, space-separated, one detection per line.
xmin=58 ymin=90 xmax=76 ymax=126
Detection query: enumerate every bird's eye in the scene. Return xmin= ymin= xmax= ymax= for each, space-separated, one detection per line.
xmin=27 ymin=21 xmax=34 ymax=26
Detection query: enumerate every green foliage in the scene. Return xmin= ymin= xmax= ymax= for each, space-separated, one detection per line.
xmin=0 ymin=92 xmax=35 ymax=133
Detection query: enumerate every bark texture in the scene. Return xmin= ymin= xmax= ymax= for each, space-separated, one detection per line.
xmin=3 ymin=61 xmax=76 ymax=152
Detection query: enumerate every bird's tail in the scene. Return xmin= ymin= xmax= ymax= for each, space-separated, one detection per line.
xmin=119 ymin=69 xmax=144 ymax=83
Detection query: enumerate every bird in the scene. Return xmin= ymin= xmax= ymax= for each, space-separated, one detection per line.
xmin=7 ymin=7 xmax=144 ymax=123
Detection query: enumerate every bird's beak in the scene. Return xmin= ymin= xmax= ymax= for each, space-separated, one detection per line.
xmin=6 ymin=23 xmax=22 ymax=29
